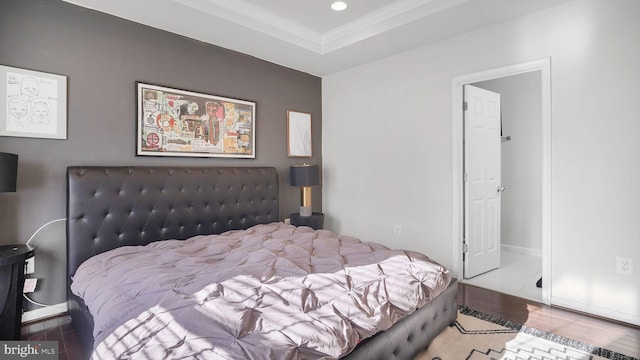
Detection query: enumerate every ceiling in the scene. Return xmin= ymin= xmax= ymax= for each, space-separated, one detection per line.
xmin=62 ymin=0 xmax=571 ymax=76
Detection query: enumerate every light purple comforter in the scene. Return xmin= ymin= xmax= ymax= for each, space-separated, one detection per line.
xmin=71 ymin=223 xmax=451 ymax=359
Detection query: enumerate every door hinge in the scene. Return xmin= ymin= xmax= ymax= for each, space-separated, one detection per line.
xmin=463 ymin=101 xmax=468 ymax=111
xmin=463 ymin=242 xmax=468 ymax=253
xmin=463 ymin=172 xmax=468 ymax=182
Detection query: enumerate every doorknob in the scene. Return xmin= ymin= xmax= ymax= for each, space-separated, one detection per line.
xmin=497 ymin=186 xmax=506 ymax=192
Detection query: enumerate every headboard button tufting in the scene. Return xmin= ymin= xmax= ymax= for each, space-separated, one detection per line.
xmin=67 ymin=166 xmax=279 ymax=298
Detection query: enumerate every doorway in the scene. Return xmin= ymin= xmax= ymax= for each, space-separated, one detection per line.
xmin=451 ymin=58 xmax=551 ymax=305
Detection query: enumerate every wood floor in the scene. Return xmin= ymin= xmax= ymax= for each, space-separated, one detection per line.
xmin=458 ymin=283 xmax=640 ymax=358
xmin=20 ymin=313 xmax=87 ymax=360
xmin=21 ymin=283 xmax=640 ymax=359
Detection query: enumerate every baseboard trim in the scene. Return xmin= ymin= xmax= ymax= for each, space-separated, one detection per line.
xmin=551 ymin=297 xmax=640 ymax=327
xmin=501 ymin=244 xmax=541 ymax=258
xmin=22 ymin=302 xmax=67 ymax=323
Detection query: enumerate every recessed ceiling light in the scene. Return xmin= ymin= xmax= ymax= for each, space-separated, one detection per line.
xmin=331 ymin=1 xmax=348 ymax=11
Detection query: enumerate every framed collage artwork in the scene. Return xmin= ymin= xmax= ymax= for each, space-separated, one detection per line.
xmin=137 ymin=82 xmax=256 ymax=158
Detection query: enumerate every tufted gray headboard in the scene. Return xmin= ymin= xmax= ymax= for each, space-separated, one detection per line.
xmin=66 ymin=166 xmax=279 ymax=350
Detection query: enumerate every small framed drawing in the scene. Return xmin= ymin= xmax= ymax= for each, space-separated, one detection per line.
xmin=0 ymin=65 xmax=67 ymax=139
xmin=137 ymin=82 xmax=256 ymax=158
xmin=287 ymin=110 xmax=312 ymax=157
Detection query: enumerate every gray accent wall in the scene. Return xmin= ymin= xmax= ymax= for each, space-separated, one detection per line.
xmin=0 ymin=0 xmax=322 ymax=307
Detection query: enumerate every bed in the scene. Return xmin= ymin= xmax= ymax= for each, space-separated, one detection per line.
xmin=66 ymin=166 xmax=458 ymax=359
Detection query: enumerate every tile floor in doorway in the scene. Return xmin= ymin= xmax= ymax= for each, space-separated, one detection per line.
xmin=461 ymin=249 xmax=542 ymax=302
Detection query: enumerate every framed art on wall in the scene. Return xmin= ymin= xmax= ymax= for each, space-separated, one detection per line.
xmin=137 ymin=82 xmax=256 ymax=158
xmin=0 ymin=64 xmax=67 ymax=139
xmin=287 ymin=110 xmax=312 ymax=157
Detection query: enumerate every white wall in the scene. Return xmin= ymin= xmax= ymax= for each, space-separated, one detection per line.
xmin=322 ymin=0 xmax=640 ymax=325
xmin=474 ymin=72 xmax=542 ymax=252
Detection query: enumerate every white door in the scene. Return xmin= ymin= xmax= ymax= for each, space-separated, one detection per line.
xmin=464 ymin=85 xmax=502 ymax=278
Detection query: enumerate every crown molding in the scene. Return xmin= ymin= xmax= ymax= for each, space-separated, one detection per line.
xmin=174 ymin=0 xmax=323 ymax=53
xmin=173 ymin=0 xmax=470 ymax=55
xmin=321 ymin=0 xmax=469 ymax=53
xmin=61 ymin=0 xmax=573 ymax=76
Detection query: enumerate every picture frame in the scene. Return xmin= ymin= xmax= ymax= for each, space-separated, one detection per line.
xmin=137 ymin=82 xmax=256 ymax=158
xmin=287 ymin=110 xmax=312 ymax=157
xmin=0 ymin=64 xmax=67 ymax=139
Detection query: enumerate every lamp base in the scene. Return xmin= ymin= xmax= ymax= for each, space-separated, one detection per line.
xmin=299 ymin=205 xmax=312 ymax=217
xmin=290 ymin=212 xmax=324 ymax=230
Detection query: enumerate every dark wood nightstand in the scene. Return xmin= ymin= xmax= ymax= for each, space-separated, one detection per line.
xmin=290 ymin=213 xmax=325 ymax=230
xmin=0 ymin=245 xmax=34 ymax=340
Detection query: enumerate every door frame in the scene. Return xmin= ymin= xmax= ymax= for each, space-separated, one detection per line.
xmin=451 ymin=58 xmax=551 ymax=305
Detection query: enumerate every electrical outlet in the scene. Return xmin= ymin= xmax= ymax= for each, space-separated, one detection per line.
xmin=25 ymin=257 xmax=35 ymax=274
xmin=394 ymin=225 xmax=402 ymax=237
xmin=616 ymin=256 xmax=633 ymax=275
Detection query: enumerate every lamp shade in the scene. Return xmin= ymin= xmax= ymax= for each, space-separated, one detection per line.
xmin=0 ymin=152 xmax=18 ymax=193
xmin=290 ymin=164 xmax=319 ymax=187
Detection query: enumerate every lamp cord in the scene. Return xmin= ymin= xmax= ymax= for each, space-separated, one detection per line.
xmin=26 ymin=218 xmax=66 ymax=245
xmin=23 ymin=294 xmax=66 ymax=308
xmin=24 ymin=218 xmax=67 ymax=308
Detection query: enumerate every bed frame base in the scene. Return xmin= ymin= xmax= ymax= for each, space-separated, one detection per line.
xmin=343 ymin=278 xmax=458 ymax=360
